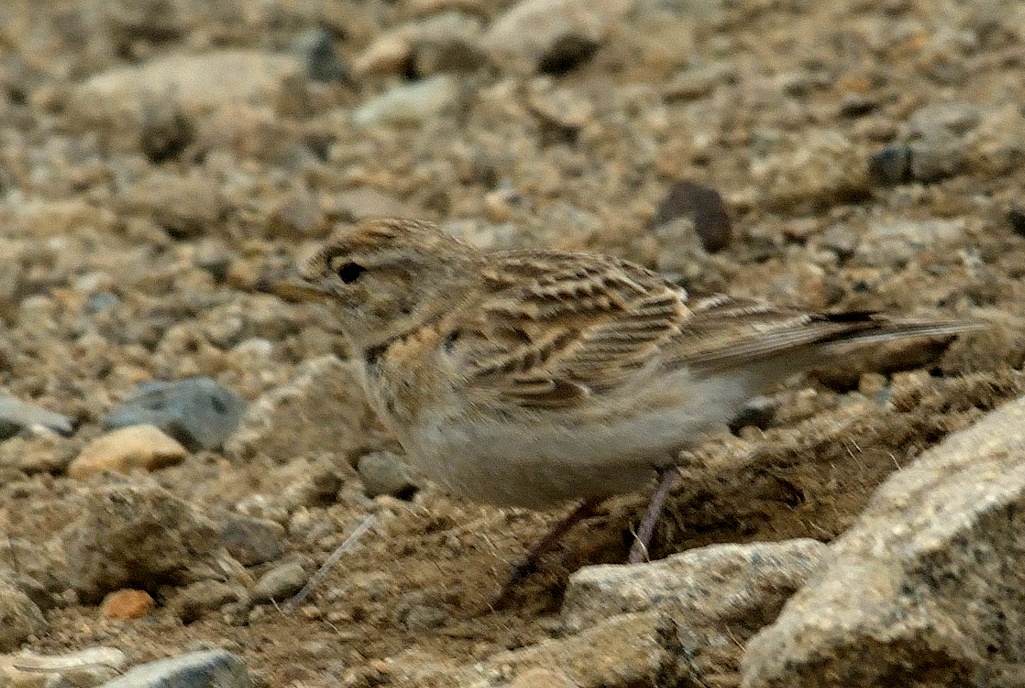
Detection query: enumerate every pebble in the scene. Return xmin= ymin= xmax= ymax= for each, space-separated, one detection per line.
xmin=482 ymin=0 xmax=635 ymax=74
xmin=63 ymin=484 xmax=222 ymax=604
xmin=99 ymin=589 xmax=155 ymax=620
xmin=353 ymin=75 xmax=460 ymax=128
xmin=0 ymin=395 xmax=73 ymax=441
xmin=356 ymin=451 xmax=419 ymax=499
xmin=219 ymin=516 xmax=285 ymax=566
xmin=68 ymin=425 xmax=188 ymax=478
xmin=251 ymin=562 xmax=307 ymax=603
xmin=742 ymin=394 xmax=1025 ymax=688
xmin=171 ymin=581 xmax=244 ymax=624
xmin=0 ymin=647 xmax=126 ymax=688
xmin=651 ymin=180 xmax=732 ymax=253
xmin=97 ymin=650 xmax=252 ymax=688
xmin=104 ymin=377 xmax=246 ymax=452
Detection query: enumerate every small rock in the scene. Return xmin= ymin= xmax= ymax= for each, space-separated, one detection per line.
xmin=905 ymin=101 xmax=981 ymax=139
xmin=353 ymin=75 xmax=460 ymax=128
xmin=225 ymin=356 xmax=378 ymax=464
xmin=0 ymin=585 xmax=46 ymax=652
xmin=652 ymin=180 xmax=732 ymax=253
xmin=857 ymin=217 xmax=965 ymax=267
xmin=563 ymin=539 xmax=829 ymax=633
xmin=356 ymin=451 xmax=419 ymax=499
xmin=252 ymin=562 xmax=307 ymax=603
xmin=63 ymin=484 xmax=223 ymax=603
xmin=292 ymin=27 xmax=348 ymax=83
xmin=741 ymin=394 xmax=1025 ymax=688
xmin=104 ymin=377 xmax=246 ymax=452
xmin=0 ymin=432 xmax=74 ymax=475
xmin=0 ymin=647 xmax=126 ymax=688
xmin=115 ymin=171 xmax=223 ymax=240
xmin=219 ymin=517 xmax=285 ymax=566
xmin=100 ymin=589 xmax=155 ymax=620
xmin=0 ymin=396 xmax=73 ymax=440
xmin=482 ymin=0 xmax=635 ymax=74
xmin=663 ymin=63 xmax=735 ymax=101
xmin=748 ymin=131 xmax=870 ymax=212
xmin=171 ymin=581 xmax=243 ymax=624
xmin=868 ymin=138 xmax=965 ymax=186
xmin=68 ymin=425 xmax=188 ymax=478
xmin=97 ymin=650 xmax=251 ymax=688
xmin=398 ymin=603 xmax=449 ymax=631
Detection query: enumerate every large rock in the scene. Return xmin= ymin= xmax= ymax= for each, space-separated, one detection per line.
xmin=97 ymin=650 xmax=251 ymax=688
xmin=741 ymin=394 xmax=1025 ymax=688
xmin=63 ymin=484 xmax=225 ymax=603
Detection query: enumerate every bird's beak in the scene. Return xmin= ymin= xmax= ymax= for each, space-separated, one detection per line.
xmin=259 ymin=274 xmax=331 ymax=304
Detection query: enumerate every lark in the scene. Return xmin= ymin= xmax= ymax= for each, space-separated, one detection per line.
xmin=275 ymin=217 xmax=977 ymax=588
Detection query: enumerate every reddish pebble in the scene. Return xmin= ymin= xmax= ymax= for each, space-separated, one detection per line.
xmin=100 ymin=589 xmax=155 ymax=620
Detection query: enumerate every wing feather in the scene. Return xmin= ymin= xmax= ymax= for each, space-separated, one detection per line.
xmin=447 ymin=252 xmax=974 ymax=409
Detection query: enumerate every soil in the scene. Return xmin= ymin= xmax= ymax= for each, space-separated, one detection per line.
xmin=2 ymin=0 xmax=1025 ymax=686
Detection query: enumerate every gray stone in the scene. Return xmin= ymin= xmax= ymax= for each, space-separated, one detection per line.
xmin=741 ymin=394 xmax=1025 ymax=688
xmin=219 ymin=517 xmax=284 ymax=567
xmin=356 ymin=451 xmax=419 ymax=499
xmin=104 ymin=377 xmax=245 ymax=452
xmin=0 ymin=647 xmax=127 ymax=687
xmin=63 ymin=484 xmax=223 ymax=603
xmin=0 ymin=395 xmax=73 ymax=440
xmin=353 ymin=75 xmax=460 ymax=128
xmin=97 ymin=650 xmax=251 ymax=688
xmin=251 ymin=562 xmax=307 ymax=603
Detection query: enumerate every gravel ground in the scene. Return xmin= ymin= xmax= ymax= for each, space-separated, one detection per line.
xmin=2 ymin=0 xmax=1025 ymax=686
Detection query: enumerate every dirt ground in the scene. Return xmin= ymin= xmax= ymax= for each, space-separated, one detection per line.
xmin=3 ymin=0 xmax=1025 ymax=686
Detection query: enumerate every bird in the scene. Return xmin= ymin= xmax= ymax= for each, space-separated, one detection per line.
xmin=272 ymin=217 xmax=979 ymax=592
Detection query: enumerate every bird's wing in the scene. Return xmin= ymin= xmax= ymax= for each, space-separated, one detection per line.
xmin=448 ymin=251 xmax=971 ymax=409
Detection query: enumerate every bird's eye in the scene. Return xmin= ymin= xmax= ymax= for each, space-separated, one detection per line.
xmin=336 ymin=261 xmax=367 ymax=284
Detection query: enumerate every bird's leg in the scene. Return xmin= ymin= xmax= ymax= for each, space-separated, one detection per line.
xmin=628 ymin=466 xmax=682 ymax=564
xmin=493 ymin=497 xmax=603 ymax=606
